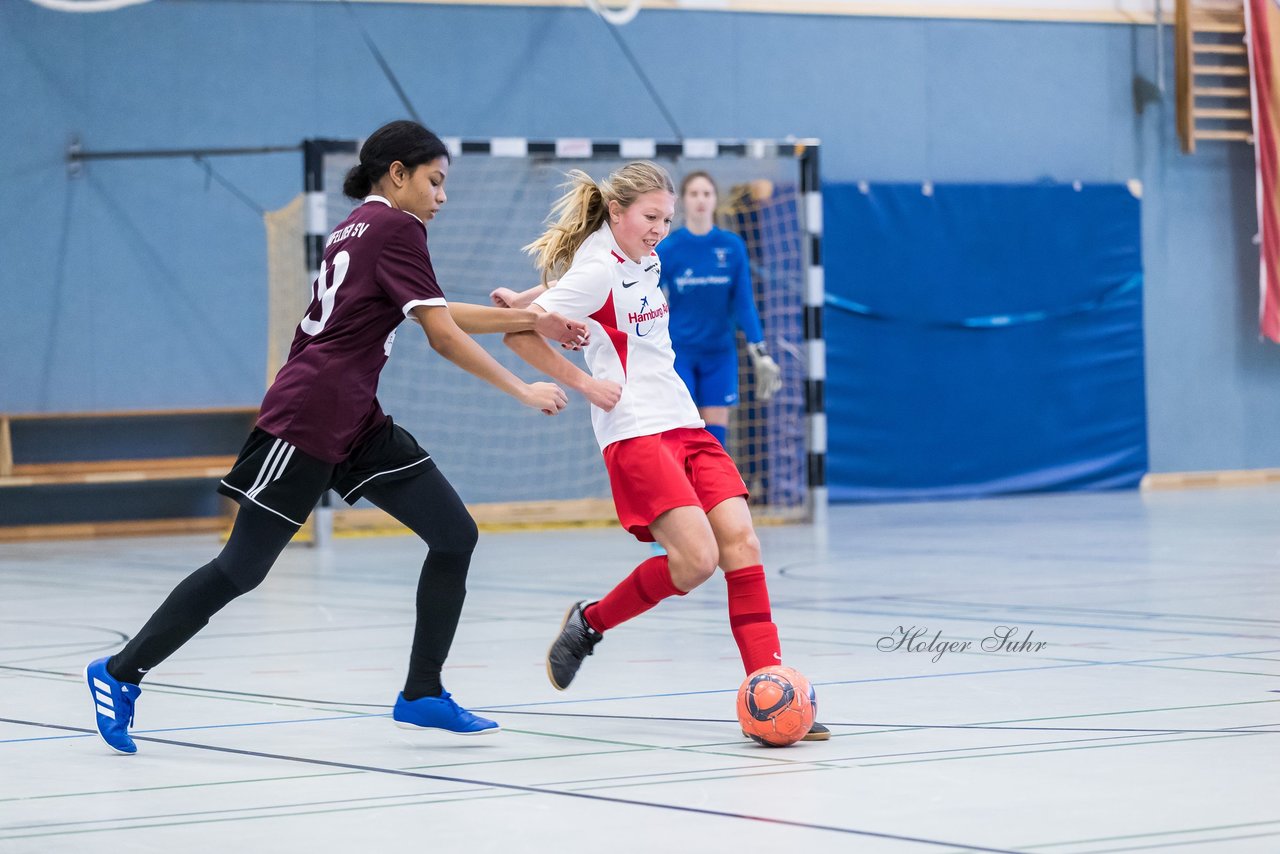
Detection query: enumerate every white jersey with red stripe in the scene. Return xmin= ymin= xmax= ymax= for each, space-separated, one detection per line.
xmin=533 ymin=223 xmax=703 ymax=450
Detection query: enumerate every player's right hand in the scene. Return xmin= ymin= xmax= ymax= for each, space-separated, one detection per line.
xmin=536 ymin=311 xmax=589 ymax=349
xmin=583 ymin=378 xmax=623 ymax=412
xmin=490 ymin=287 xmax=520 ymax=308
xmin=524 ymin=382 xmax=569 ymax=415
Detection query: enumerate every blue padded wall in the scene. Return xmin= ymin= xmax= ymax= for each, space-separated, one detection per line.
xmin=826 ymin=183 xmax=1147 ymax=499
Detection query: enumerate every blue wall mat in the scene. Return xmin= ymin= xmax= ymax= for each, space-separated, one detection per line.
xmin=826 ymin=183 xmax=1148 ymax=500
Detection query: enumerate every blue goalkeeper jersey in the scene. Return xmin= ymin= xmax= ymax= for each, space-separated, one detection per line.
xmin=657 ymin=226 xmax=764 ymax=353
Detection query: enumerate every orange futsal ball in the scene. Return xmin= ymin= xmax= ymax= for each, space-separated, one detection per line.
xmin=737 ymin=665 xmax=815 ymax=747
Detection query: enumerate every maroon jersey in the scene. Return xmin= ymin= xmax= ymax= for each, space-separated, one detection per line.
xmin=257 ymin=197 xmax=445 ymax=463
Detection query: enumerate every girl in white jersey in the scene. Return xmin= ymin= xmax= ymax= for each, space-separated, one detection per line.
xmin=504 ymin=162 xmax=828 ymax=741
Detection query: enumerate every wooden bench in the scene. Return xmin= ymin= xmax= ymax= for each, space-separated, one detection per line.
xmin=0 ymin=407 xmax=258 ymax=542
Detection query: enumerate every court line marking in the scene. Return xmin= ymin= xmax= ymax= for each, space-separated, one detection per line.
xmin=0 ymin=712 xmax=383 ymax=744
xmin=0 ymin=789 xmax=529 ymax=841
xmin=0 ymin=717 xmax=1254 ymax=804
xmin=859 ymin=731 xmax=1254 ymax=767
xmin=1047 ymin=829 xmax=1280 ymax=853
xmin=5 ymin=665 xmax=1277 ymax=741
xmin=0 ymin=741 xmax=826 ymax=806
xmin=873 ymin=596 xmax=1280 ymax=627
xmin=507 ymin=725 xmax=1267 ymax=768
xmin=0 ymin=787 xmax=489 ymax=833
xmin=0 ymin=716 xmax=1027 ymax=853
xmin=0 ymin=769 xmax=368 ymax=803
xmin=486 ymin=709 xmax=1278 ymax=736
xmin=2 ymin=739 xmax=765 ymax=804
xmin=1114 ymin=661 xmax=1280 ymax=678
xmin=776 ymin=603 xmax=1280 ymax=642
xmin=1010 ymin=817 xmax=1280 ymax=850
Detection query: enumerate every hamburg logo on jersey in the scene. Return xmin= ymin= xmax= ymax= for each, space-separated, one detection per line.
xmin=628 ymin=296 xmax=669 ymax=337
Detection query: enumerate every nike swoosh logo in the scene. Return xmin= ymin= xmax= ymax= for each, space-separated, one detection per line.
xmin=622 ymin=280 xmax=638 ymax=288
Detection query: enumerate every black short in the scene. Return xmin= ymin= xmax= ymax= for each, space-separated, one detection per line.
xmin=217 ymin=419 xmax=435 ymax=526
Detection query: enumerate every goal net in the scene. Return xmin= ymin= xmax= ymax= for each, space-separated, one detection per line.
xmin=266 ymin=139 xmax=824 ymax=527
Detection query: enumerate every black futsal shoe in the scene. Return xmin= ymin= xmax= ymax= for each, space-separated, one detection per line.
xmin=802 ymin=722 xmax=831 ymax=741
xmin=547 ymin=600 xmax=603 ymax=690
xmin=740 ymin=721 xmax=832 ymax=743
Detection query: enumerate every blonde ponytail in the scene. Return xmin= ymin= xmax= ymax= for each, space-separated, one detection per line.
xmin=525 ymin=161 xmax=675 ymax=284
xmin=523 ymin=170 xmax=607 ymax=285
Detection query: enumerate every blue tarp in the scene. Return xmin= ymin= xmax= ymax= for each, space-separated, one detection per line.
xmin=825 ymin=182 xmax=1148 ymax=501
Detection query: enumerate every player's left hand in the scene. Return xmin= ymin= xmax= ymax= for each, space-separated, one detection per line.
xmin=523 ymin=382 xmax=569 ymax=415
xmin=561 ymin=327 xmax=590 ymax=350
xmin=582 ymin=378 xmax=622 ymax=412
xmin=536 ymin=311 xmax=589 ymax=349
xmin=490 ymin=287 xmax=520 ymax=308
xmin=748 ymin=342 xmax=783 ymax=402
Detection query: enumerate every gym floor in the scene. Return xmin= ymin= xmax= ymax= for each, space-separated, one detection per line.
xmin=2 ymin=487 xmax=1277 ymax=852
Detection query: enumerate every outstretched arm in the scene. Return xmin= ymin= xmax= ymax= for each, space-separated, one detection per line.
xmin=490 ymin=281 xmax=555 ymax=310
xmin=505 ymin=262 xmax=621 ymax=411
xmin=413 ymin=305 xmax=568 ymax=415
xmin=504 ymin=326 xmax=622 ymax=412
xmin=448 ymin=301 xmax=585 ymax=348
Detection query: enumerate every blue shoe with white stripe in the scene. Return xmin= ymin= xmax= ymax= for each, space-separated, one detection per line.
xmin=393 ymin=690 xmax=499 ymax=735
xmin=85 ymin=657 xmax=140 ymax=754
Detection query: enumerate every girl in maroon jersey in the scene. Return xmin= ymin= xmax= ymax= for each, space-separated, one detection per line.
xmin=86 ymin=121 xmax=588 ymax=753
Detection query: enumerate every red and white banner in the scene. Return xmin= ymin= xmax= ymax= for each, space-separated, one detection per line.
xmin=1246 ymin=0 xmax=1280 ymax=342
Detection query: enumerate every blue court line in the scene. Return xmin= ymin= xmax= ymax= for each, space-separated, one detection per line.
xmin=858 ymin=730 xmax=1255 ymax=768
xmin=0 ymin=664 xmax=389 ymax=710
xmin=0 ymin=787 xmax=490 ymax=833
xmin=6 ymin=645 xmax=1274 ymax=729
xmin=777 ymin=602 xmax=1280 ymax=642
xmin=780 ymin=592 xmax=1280 ymax=630
xmin=774 ymin=553 xmax=1280 ymax=583
xmin=1071 ymin=830 xmax=1280 ymax=853
xmin=869 ymin=596 xmax=1280 ymax=627
xmin=479 ymin=650 xmax=1280 ymax=711
xmin=486 ymin=709 xmax=1279 ymax=736
xmin=1012 ymin=818 xmax=1280 ymax=852
xmin=642 ymin=605 xmax=1278 ymax=660
xmin=772 ymin=540 xmax=1274 ymax=564
xmin=5 ymin=705 xmax=1268 ymax=747
xmin=0 ymin=712 xmax=384 ymax=745
xmin=0 ymin=716 xmax=1027 ymax=853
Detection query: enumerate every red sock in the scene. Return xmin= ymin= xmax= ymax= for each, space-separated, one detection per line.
xmin=725 ymin=565 xmax=782 ymax=674
xmin=583 ymin=556 xmax=684 ymax=633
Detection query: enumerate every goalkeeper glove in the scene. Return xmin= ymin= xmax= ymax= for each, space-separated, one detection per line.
xmin=747 ymin=341 xmax=782 ymax=402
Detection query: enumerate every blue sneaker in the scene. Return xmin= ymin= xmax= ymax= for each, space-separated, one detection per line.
xmin=85 ymin=657 xmax=140 ymax=754
xmin=393 ymin=690 xmax=499 ymax=736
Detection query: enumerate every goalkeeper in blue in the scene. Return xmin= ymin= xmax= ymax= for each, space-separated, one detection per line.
xmin=656 ymin=172 xmax=781 ymax=448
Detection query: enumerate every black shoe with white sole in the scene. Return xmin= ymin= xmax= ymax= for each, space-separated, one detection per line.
xmin=546 ymin=600 xmax=602 ymax=691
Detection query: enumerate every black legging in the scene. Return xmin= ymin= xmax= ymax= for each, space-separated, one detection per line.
xmin=364 ymin=469 xmax=477 ymax=699
xmin=109 ymin=466 xmax=477 ymax=700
